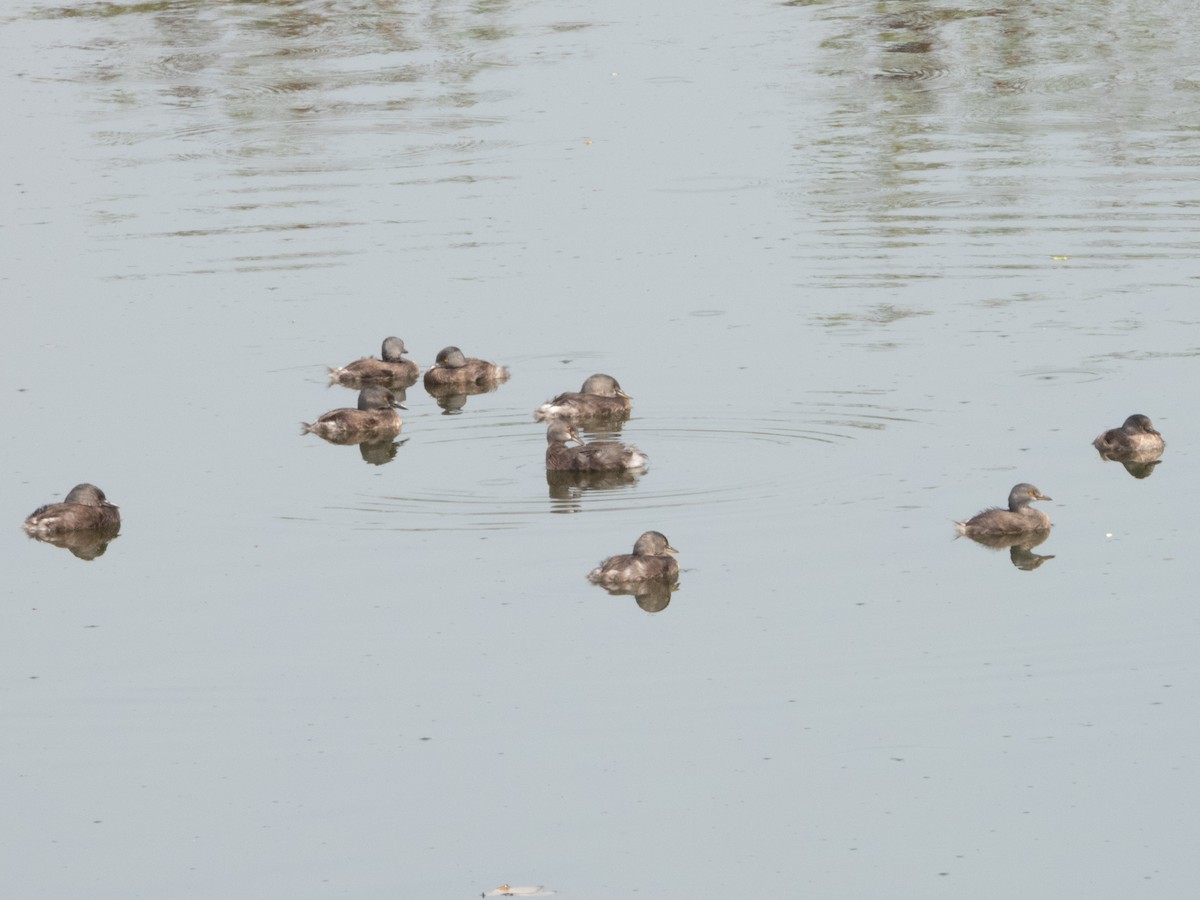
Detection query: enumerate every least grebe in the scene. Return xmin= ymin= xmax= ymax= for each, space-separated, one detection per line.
xmin=1093 ymin=414 xmax=1164 ymax=456
xmin=422 ymin=346 xmax=508 ymax=389
xmin=545 ymin=421 xmax=648 ymax=472
xmin=302 ymin=385 xmax=404 ymax=440
xmin=24 ymin=483 xmax=120 ymax=535
xmin=955 ymin=483 xmax=1052 ymax=536
xmin=588 ymin=531 xmax=680 ymax=583
xmin=329 ymin=336 xmax=420 ymax=387
xmin=535 ymin=373 xmax=632 ymax=422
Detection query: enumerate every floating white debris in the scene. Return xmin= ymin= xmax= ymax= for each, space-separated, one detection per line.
xmin=482 ymin=886 xmax=555 ymax=897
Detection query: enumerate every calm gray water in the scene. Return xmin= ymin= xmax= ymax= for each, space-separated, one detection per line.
xmin=5 ymin=1 xmax=1200 ymax=897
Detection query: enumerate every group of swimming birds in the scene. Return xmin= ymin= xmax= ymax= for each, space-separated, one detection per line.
xmin=954 ymin=413 xmax=1166 ymax=539
xmin=23 ymin=337 xmax=680 ymax=587
xmin=22 ymin=335 xmax=1165 ymax=575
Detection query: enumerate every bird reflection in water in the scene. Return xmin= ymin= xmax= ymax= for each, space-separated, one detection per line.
xmin=958 ymin=530 xmax=1055 ymax=571
xmin=358 ymin=438 xmax=405 ymax=465
xmin=1097 ymin=454 xmax=1161 ymax=479
xmin=545 ymin=467 xmax=646 ymax=508
xmin=424 ymin=379 xmax=505 ymax=414
xmin=26 ymin=525 xmax=121 ymax=561
xmin=305 ymin=429 xmax=407 ymax=463
xmin=590 ymin=577 xmax=680 ymax=613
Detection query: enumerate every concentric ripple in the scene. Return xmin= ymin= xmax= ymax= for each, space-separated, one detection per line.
xmin=332 ymin=399 xmax=922 ymax=531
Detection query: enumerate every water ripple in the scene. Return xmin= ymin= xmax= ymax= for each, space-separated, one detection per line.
xmin=869 ymin=65 xmax=951 ymax=83
xmin=324 ymin=399 xmax=920 ymax=531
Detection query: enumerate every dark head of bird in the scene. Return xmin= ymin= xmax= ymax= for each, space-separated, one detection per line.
xmin=1119 ymin=414 xmax=1160 ymax=436
xmin=579 ymin=374 xmax=631 ymax=399
xmin=357 ymin=385 xmax=405 ymax=411
xmin=546 ymin=420 xmax=583 ymax=446
xmin=433 ymin=346 xmax=467 ymax=369
xmin=379 ymin=337 xmax=410 ymax=362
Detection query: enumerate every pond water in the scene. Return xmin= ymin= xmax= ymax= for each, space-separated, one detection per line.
xmin=5 ymin=1 xmax=1200 ymax=897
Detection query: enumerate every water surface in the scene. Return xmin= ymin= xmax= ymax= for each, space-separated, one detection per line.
xmin=4 ymin=1 xmax=1200 ymax=897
